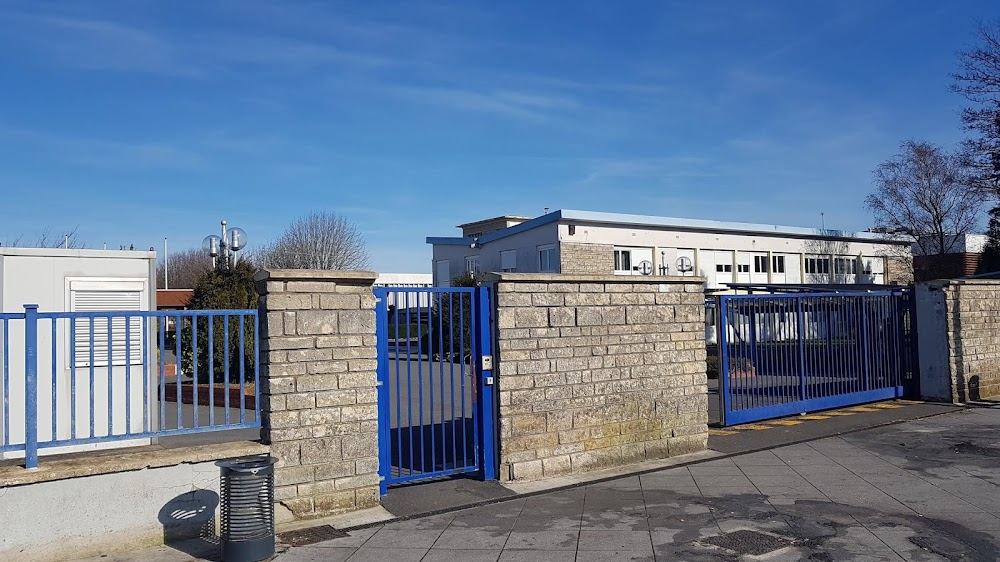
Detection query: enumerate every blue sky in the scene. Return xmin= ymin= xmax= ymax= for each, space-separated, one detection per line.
xmin=1 ymin=1 xmax=998 ymax=273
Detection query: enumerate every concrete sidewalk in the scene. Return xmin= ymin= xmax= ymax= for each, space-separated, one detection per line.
xmin=277 ymin=407 xmax=1000 ymax=561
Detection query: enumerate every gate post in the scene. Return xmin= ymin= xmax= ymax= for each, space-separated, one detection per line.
xmin=474 ymin=286 xmax=496 ymax=480
xmin=24 ymin=304 xmax=39 ymax=470
xmin=718 ymin=296 xmax=730 ymax=427
xmin=374 ymin=288 xmax=390 ymax=496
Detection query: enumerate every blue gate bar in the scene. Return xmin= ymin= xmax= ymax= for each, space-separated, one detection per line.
xmin=159 ymin=318 xmax=166 ymax=432
xmin=142 ymin=316 xmax=149 ymax=433
xmin=208 ymin=313 xmax=214 ymax=427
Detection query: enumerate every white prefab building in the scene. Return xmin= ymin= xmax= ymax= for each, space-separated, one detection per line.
xmin=427 ymin=210 xmax=912 ymax=289
xmin=0 ymin=248 xmax=157 ymax=458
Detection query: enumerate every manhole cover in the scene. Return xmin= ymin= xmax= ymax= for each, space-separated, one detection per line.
xmin=278 ymin=525 xmax=348 ymax=547
xmin=703 ymin=529 xmax=793 ymax=556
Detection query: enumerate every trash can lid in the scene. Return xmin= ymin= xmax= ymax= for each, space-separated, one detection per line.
xmin=216 ymin=455 xmax=279 ymax=473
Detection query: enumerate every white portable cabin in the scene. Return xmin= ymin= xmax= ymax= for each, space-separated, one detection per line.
xmin=0 ymin=248 xmax=157 ymax=458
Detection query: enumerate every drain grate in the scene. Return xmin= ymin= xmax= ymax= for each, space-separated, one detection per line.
xmin=277 ymin=525 xmax=348 ymax=547
xmin=703 ymin=529 xmax=793 ymax=556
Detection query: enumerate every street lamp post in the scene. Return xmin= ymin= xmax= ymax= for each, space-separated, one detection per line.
xmin=203 ymin=220 xmax=248 ymax=268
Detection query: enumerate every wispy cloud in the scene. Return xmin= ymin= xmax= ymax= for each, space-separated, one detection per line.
xmin=385 ymin=85 xmax=580 ymax=122
xmin=0 ymin=7 xmax=390 ymax=77
xmin=0 ymin=127 xmax=205 ymax=171
xmin=0 ymin=11 xmax=190 ymax=75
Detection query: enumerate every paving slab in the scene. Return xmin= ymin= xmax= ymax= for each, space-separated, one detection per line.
xmin=68 ymin=406 xmax=1000 ymax=562
xmin=271 ymin=407 xmax=1000 ymax=562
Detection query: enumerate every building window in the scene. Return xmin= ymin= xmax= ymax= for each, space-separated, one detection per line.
xmin=69 ymin=279 xmax=145 ymax=367
xmin=738 ymin=263 xmax=750 ymax=273
xmin=715 ymin=263 xmax=733 ymax=273
xmin=772 ymin=256 xmax=786 ymax=273
xmin=805 ymin=256 xmax=830 ymax=275
xmin=614 ymin=249 xmax=632 ymax=272
xmin=834 ymin=257 xmax=857 ymax=275
xmin=753 ymin=255 xmax=769 ymax=273
xmin=466 ymin=256 xmax=481 ymax=274
xmin=538 ymin=245 xmax=557 ymax=272
xmin=500 ymin=250 xmax=517 ymax=272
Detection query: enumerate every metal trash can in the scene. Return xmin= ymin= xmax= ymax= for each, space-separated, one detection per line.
xmin=217 ymin=456 xmax=278 ymax=562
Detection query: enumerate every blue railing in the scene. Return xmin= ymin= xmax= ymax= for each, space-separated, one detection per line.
xmin=718 ymin=291 xmax=914 ymax=425
xmin=1 ymin=306 xmax=260 ymax=468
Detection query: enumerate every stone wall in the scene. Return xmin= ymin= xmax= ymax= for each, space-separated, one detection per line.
xmin=916 ymin=279 xmax=1000 ymax=403
xmin=484 ymin=273 xmax=708 ymax=481
xmin=560 ymin=242 xmax=613 ymax=275
xmin=256 ymin=270 xmax=380 ymax=519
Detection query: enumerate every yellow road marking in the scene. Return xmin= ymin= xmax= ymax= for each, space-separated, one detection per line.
xmin=823 ymin=411 xmax=855 ymax=416
xmin=872 ymin=403 xmax=903 ymax=409
xmin=847 ymin=406 xmax=879 ymax=412
xmin=799 ymin=415 xmax=831 ymax=420
xmin=765 ymin=420 xmax=803 ymax=426
xmin=709 ymin=429 xmax=738 ymax=436
xmin=895 ymin=400 xmax=923 ymax=404
xmin=732 ymin=424 xmax=773 ymax=431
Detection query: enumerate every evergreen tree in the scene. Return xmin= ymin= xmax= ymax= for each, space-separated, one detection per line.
xmin=176 ymin=259 xmax=258 ymax=383
xmin=979 ymin=207 xmax=1000 ymax=274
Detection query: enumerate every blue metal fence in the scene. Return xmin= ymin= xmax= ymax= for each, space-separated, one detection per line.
xmin=0 ymin=305 xmax=260 ymax=468
xmin=375 ymin=287 xmax=496 ymax=493
xmin=718 ymin=291 xmax=915 ymax=425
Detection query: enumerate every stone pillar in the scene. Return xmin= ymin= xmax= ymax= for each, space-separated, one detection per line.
xmin=482 ymin=273 xmax=709 ymax=482
xmin=256 ymin=270 xmax=380 ymax=519
xmin=917 ymin=279 xmax=1000 ymax=403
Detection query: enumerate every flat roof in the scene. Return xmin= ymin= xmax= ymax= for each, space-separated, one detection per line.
xmin=428 ymin=209 xmax=910 ymax=246
xmin=0 ymin=247 xmax=156 ymax=259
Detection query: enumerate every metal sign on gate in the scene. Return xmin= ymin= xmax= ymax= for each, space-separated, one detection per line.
xmin=717 ymin=291 xmax=916 ymax=426
xmin=374 ymin=286 xmax=496 ymax=493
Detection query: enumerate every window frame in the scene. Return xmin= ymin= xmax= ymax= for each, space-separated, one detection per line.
xmin=500 ymin=250 xmax=517 ymax=273
xmin=465 ymin=255 xmax=481 ymax=274
xmin=834 ymin=256 xmax=857 ymax=275
xmin=753 ymin=255 xmax=769 ymax=274
xmin=538 ymin=244 xmax=558 ymax=273
xmin=613 ymin=249 xmax=633 ymax=273
xmin=805 ymin=256 xmax=831 ymax=275
xmin=772 ymin=255 xmax=786 ymax=274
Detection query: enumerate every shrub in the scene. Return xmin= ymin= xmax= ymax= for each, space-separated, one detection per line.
xmin=706 ymin=355 xmax=720 ymax=379
xmin=175 ymin=259 xmax=258 ymax=383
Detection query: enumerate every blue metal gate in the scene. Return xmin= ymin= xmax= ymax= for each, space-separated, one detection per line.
xmin=718 ymin=290 xmax=916 ymax=426
xmin=374 ymin=286 xmax=496 ymax=493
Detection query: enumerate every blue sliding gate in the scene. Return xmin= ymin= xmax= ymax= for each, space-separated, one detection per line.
xmin=718 ymin=290 xmax=916 ymax=426
xmin=374 ymin=286 xmax=496 ymax=493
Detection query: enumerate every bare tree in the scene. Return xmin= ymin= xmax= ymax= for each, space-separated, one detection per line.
xmin=1 ymin=226 xmax=83 ymax=248
xmin=156 ymin=247 xmax=213 ymax=289
xmin=952 ymin=19 xmax=1000 ymax=196
xmin=253 ymin=211 xmax=370 ymax=270
xmin=865 ymin=140 xmax=982 ymax=257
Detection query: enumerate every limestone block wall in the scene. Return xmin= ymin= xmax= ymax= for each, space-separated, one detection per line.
xmin=485 ymin=273 xmax=708 ymax=481
xmin=917 ymin=279 xmax=1000 ymax=402
xmin=560 ymin=242 xmax=614 ymax=275
xmin=256 ymin=270 xmax=380 ymax=519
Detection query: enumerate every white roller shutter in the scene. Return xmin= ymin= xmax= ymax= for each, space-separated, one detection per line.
xmin=70 ymin=280 xmax=146 ymax=367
